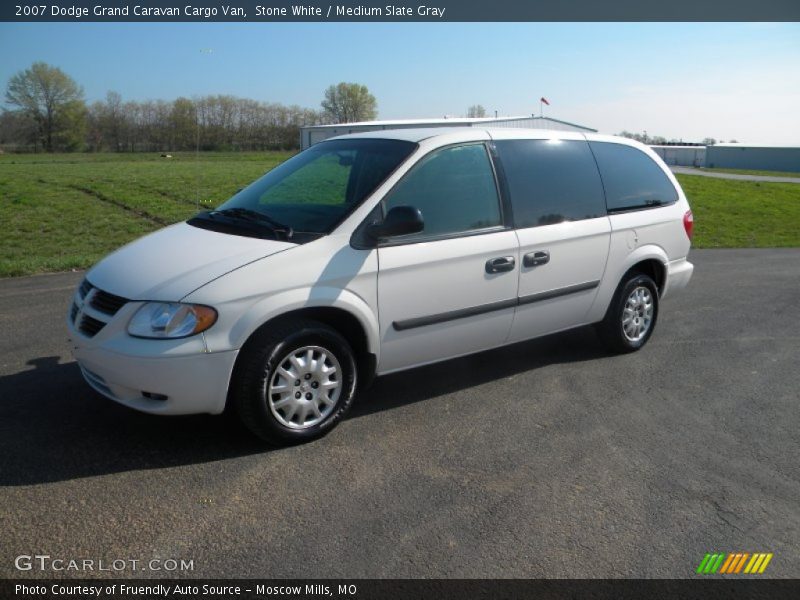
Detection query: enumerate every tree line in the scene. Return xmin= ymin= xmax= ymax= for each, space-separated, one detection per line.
xmin=617 ymin=130 xmax=737 ymax=146
xmin=1 ymin=62 xmax=378 ymax=153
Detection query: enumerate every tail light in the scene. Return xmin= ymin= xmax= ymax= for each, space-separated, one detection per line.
xmin=683 ymin=210 xmax=694 ymax=240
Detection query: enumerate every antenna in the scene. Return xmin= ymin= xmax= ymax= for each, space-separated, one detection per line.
xmin=195 ymin=102 xmax=200 ymax=212
xmin=196 ymin=48 xmax=213 ymax=212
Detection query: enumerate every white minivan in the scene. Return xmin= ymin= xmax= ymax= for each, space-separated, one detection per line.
xmin=68 ymin=128 xmax=694 ymax=445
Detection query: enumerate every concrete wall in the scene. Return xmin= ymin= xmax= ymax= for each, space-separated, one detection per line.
xmin=705 ymin=146 xmax=800 ymax=173
xmin=650 ymin=145 xmax=706 ymax=167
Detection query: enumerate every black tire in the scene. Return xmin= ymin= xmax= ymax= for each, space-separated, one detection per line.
xmin=230 ymin=318 xmax=357 ymax=445
xmin=596 ymin=272 xmax=659 ymax=354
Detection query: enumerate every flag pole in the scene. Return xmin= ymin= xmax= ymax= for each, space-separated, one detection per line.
xmin=540 ymin=99 xmax=542 ymax=118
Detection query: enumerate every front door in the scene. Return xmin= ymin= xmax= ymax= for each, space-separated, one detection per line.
xmin=375 ymin=143 xmax=519 ymax=374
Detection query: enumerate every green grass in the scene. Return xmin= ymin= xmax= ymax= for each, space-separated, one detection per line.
xmin=676 ymin=174 xmax=800 ymax=248
xmin=261 ymin=153 xmax=350 ymax=205
xmin=0 ymin=152 xmax=798 ymax=277
xmin=0 ymin=151 xmax=293 ymax=277
xmin=698 ymin=167 xmax=800 ymax=178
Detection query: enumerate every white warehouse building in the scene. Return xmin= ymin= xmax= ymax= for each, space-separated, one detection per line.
xmin=705 ymin=144 xmax=800 ymax=173
xmin=651 ymin=143 xmax=800 ymax=172
xmin=300 ymin=116 xmax=596 ymax=149
xmin=650 ymin=145 xmax=707 ymax=167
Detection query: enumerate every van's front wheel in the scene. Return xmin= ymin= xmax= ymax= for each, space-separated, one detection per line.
xmin=596 ymin=272 xmax=659 ymax=353
xmin=231 ymin=319 xmax=357 ymax=445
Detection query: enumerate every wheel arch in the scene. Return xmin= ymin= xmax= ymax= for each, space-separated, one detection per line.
xmin=624 ymin=257 xmax=666 ymax=296
xmin=588 ymin=244 xmax=668 ymax=323
xmin=226 ymin=289 xmax=379 ymax=407
xmin=614 ymin=245 xmax=669 ymax=296
xmin=259 ymin=306 xmax=376 ymax=388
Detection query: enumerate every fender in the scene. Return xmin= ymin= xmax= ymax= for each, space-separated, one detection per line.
xmin=587 ymin=243 xmax=669 ymax=323
xmin=221 ymin=285 xmax=380 ymax=361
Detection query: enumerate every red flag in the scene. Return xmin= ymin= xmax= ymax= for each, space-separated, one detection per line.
xmin=540 ymin=97 xmax=550 ymax=106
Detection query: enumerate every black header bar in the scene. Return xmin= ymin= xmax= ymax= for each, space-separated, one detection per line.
xmin=2 ymin=0 xmax=800 ymax=22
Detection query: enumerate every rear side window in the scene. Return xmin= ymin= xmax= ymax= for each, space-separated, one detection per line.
xmin=589 ymin=142 xmax=678 ymax=212
xmin=382 ymin=143 xmax=502 ymax=239
xmin=494 ymin=139 xmax=606 ymax=228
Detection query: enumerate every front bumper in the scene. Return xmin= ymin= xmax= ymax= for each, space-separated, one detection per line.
xmin=73 ymin=345 xmax=238 ymax=415
xmin=68 ymin=302 xmax=238 ymax=415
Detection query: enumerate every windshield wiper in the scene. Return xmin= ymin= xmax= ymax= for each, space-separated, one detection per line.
xmin=210 ymin=207 xmax=293 ymax=239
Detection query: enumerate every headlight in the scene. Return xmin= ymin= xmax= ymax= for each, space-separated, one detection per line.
xmin=128 ymin=302 xmax=217 ymax=339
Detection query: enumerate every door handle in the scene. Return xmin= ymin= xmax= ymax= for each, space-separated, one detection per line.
xmin=486 ymin=256 xmax=516 ymax=274
xmin=523 ymin=251 xmax=550 ymax=267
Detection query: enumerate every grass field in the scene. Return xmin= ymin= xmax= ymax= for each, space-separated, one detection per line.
xmin=0 ymin=152 xmax=292 ymax=277
xmin=675 ymin=175 xmax=800 ymax=248
xmin=1 ymin=152 xmax=799 ymax=277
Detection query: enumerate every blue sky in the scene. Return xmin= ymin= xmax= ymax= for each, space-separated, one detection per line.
xmin=1 ymin=22 xmax=798 ymax=143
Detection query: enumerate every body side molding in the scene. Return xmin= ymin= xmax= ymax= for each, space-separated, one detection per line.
xmin=517 ymin=280 xmax=600 ymax=306
xmin=392 ymin=280 xmax=601 ymax=331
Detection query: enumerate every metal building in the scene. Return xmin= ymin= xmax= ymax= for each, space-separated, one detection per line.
xmin=650 ymin=145 xmax=707 ymax=167
xmin=300 ymin=116 xmax=596 ymax=149
xmin=705 ymin=144 xmax=800 ymax=173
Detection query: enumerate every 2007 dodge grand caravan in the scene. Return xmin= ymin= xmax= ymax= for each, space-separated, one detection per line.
xmin=68 ymin=128 xmax=694 ymax=445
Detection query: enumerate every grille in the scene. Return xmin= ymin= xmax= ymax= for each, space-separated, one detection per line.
xmin=71 ymin=279 xmax=130 ymax=338
xmin=79 ymin=315 xmax=106 ymax=337
xmin=78 ymin=278 xmax=92 ymax=298
xmin=90 ymin=289 xmax=128 ymax=315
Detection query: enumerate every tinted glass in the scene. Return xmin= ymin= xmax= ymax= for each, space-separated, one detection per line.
xmin=214 ymin=139 xmax=415 ymax=234
xmin=495 ymin=139 xmax=606 ymax=228
xmin=589 ymin=142 xmax=678 ymax=212
xmin=383 ymin=143 xmax=502 ymax=239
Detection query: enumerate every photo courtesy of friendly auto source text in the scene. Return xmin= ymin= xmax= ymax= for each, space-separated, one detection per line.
xmin=1 ymin=1 xmax=799 ymax=598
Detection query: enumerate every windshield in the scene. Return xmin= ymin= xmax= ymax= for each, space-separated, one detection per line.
xmin=191 ymin=138 xmax=416 ymax=240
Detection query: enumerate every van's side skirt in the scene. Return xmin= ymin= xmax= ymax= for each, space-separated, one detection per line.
xmin=392 ymin=280 xmax=600 ymax=331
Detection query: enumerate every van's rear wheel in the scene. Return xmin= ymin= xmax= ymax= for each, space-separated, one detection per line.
xmin=231 ymin=319 xmax=357 ymax=445
xmin=596 ymin=272 xmax=659 ymax=353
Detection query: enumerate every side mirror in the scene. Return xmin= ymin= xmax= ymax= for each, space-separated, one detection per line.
xmin=367 ymin=206 xmax=424 ymax=239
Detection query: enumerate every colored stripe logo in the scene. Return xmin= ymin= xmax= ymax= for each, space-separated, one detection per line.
xmin=696 ymin=552 xmax=773 ymax=574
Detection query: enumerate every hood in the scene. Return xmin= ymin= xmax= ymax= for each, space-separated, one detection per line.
xmin=87 ymin=222 xmax=296 ymax=301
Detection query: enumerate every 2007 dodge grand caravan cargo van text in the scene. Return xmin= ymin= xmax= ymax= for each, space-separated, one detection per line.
xmin=68 ymin=128 xmax=694 ymax=445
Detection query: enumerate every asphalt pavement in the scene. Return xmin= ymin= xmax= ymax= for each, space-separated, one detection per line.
xmin=1 ymin=249 xmax=799 ymax=578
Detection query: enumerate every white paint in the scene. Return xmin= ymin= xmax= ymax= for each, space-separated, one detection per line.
xmin=68 ymin=128 xmax=694 ymax=417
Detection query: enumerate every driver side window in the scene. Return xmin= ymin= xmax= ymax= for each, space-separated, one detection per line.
xmin=382 ymin=143 xmax=502 ymax=240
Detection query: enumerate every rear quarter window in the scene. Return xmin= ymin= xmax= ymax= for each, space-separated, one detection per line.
xmin=494 ymin=139 xmax=606 ymax=228
xmin=589 ymin=142 xmax=678 ymax=212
